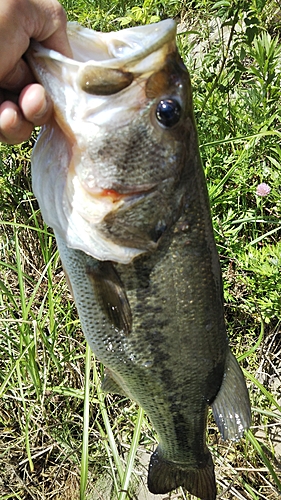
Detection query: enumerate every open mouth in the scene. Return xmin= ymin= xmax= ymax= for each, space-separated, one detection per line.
xmin=67 ymin=19 xmax=176 ymax=67
xmin=27 ymin=20 xmax=177 ymax=99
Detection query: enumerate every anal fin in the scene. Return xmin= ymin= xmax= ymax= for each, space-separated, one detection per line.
xmin=211 ymin=349 xmax=251 ymax=441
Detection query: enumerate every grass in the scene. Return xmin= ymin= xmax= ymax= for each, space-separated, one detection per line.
xmin=0 ymin=0 xmax=281 ymax=499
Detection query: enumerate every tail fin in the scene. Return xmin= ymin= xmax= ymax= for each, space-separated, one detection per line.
xmin=147 ymin=447 xmax=216 ymax=500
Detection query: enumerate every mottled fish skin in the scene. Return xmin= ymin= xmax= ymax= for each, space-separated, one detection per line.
xmin=28 ymin=20 xmax=251 ymax=499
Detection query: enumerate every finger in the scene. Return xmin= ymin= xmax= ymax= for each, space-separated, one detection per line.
xmin=0 ymin=101 xmax=33 ymax=144
xmin=0 ymin=58 xmax=34 ymax=93
xmin=19 ymin=83 xmax=52 ymax=125
xmin=0 ymin=0 xmax=72 ymax=85
xmin=31 ymin=0 xmax=72 ymax=58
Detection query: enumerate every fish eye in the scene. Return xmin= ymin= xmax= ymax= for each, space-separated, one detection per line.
xmin=156 ymin=98 xmax=181 ymax=128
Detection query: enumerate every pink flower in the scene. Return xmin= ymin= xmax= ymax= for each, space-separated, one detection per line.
xmin=256 ymin=183 xmax=271 ymax=197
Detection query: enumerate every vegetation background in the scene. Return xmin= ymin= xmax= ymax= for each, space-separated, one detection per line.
xmin=0 ymin=0 xmax=280 ymax=499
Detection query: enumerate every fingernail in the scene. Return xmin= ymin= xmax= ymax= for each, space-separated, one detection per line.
xmin=1 ymin=107 xmax=22 ymax=131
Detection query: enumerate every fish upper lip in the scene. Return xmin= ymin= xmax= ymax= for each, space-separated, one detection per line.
xmin=28 ymin=19 xmax=176 ymax=69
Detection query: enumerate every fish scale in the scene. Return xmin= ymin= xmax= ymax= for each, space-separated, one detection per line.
xmin=27 ymin=19 xmax=251 ymax=499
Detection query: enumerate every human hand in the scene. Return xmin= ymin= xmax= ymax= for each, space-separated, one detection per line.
xmin=0 ymin=0 xmax=72 ymax=144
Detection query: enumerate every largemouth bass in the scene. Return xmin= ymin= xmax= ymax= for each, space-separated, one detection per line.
xmin=27 ymin=20 xmax=251 ymax=499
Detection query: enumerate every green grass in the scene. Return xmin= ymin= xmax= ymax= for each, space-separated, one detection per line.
xmin=0 ymin=0 xmax=281 ymax=499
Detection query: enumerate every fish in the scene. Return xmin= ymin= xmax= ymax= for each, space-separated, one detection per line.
xmin=26 ymin=20 xmax=251 ymax=499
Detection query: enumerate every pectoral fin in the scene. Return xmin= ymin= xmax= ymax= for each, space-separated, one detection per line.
xmin=211 ymin=350 xmax=251 ymax=441
xmin=101 ymin=369 xmax=127 ymax=396
xmin=86 ymin=260 xmax=132 ymax=335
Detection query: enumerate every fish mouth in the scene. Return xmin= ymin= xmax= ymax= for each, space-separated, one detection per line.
xmin=29 ymin=19 xmax=176 ymax=67
xmin=69 ymin=19 xmax=176 ymax=67
xmin=27 ymin=20 xmax=177 ymax=96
